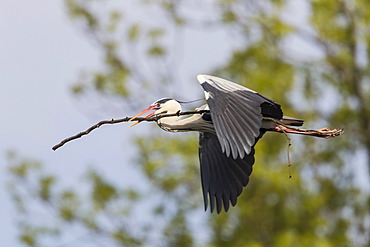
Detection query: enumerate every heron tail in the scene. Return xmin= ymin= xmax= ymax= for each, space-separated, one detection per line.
xmin=281 ymin=116 xmax=304 ymax=126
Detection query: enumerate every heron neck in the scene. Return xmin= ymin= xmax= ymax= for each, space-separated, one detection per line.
xmin=157 ymin=115 xmax=181 ymax=132
xmin=157 ymin=114 xmax=215 ymax=133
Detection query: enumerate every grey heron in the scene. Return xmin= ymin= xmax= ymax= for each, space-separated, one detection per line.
xmin=130 ymin=74 xmax=305 ymax=213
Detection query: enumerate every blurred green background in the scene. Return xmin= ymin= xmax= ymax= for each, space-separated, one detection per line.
xmin=3 ymin=0 xmax=370 ymax=246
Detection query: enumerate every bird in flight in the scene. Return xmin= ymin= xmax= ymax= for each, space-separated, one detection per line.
xmin=129 ymin=74 xmax=327 ymax=213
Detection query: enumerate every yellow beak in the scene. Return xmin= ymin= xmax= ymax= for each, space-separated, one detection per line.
xmin=129 ymin=105 xmax=157 ymax=127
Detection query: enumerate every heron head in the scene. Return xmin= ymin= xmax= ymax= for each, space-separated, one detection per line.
xmin=151 ymin=98 xmax=182 ymax=115
xmin=129 ymin=98 xmax=182 ymax=127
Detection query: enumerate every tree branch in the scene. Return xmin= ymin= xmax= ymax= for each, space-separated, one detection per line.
xmin=52 ymin=112 xmax=344 ymax=151
xmin=264 ymin=117 xmax=344 ymax=138
xmin=52 ymin=110 xmax=209 ymax=151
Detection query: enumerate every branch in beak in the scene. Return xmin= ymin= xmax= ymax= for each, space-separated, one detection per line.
xmin=129 ymin=112 xmax=156 ymax=127
xmin=129 ymin=105 xmax=158 ymax=127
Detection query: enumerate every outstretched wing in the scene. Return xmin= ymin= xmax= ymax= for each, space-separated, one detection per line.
xmin=197 ymin=74 xmax=282 ymax=159
xmin=199 ymin=131 xmax=263 ymax=213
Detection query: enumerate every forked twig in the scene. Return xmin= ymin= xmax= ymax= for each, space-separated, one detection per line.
xmin=275 ymin=122 xmax=293 ymax=178
xmin=264 ymin=117 xmax=344 ymax=139
xmin=267 ymin=117 xmax=344 ymax=178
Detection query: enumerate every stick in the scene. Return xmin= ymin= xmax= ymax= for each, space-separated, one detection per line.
xmin=276 ymin=124 xmax=293 ymax=178
xmin=52 ymin=110 xmax=209 ymax=151
xmin=267 ymin=117 xmax=343 ymax=179
xmin=263 ymin=117 xmax=344 ymax=138
xmin=52 ymin=113 xmax=343 ymax=151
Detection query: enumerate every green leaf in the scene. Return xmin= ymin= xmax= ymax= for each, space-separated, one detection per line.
xmin=107 ymin=11 xmax=122 ymax=32
xmin=128 ymin=24 xmax=140 ymax=41
xmin=38 ymin=176 xmax=55 ymax=201
xmin=147 ymin=45 xmax=165 ymax=56
xmin=222 ymin=10 xmax=237 ymax=23
xmin=148 ymin=28 xmax=165 ymax=39
xmin=88 ymin=171 xmax=118 ymax=210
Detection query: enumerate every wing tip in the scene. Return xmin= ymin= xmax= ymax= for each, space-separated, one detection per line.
xmin=206 ymin=196 xmax=233 ymax=214
xmin=197 ymin=74 xmax=212 ymax=84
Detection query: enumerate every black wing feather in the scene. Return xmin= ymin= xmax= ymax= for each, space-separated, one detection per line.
xmin=199 ymin=132 xmax=262 ymax=213
xmin=198 ymin=75 xmax=282 ymax=159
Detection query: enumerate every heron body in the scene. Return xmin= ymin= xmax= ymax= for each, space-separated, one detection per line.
xmin=130 ymin=74 xmax=304 ymax=213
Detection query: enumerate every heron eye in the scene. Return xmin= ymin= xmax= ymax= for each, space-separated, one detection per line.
xmin=156 ymin=103 xmax=160 ymax=107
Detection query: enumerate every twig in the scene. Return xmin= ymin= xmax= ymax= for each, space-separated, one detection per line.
xmin=263 ymin=117 xmax=344 ymax=138
xmin=52 ymin=112 xmax=344 ymax=151
xmin=266 ymin=117 xmax=344 ymax=179
xmin=52 ymin=110 xmax=209 ymax=151
xmin=276 ymin=123 xmax=293 ymax=178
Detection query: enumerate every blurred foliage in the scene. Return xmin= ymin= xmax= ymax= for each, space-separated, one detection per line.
xmin=7 ymin=153 xmax=150 ymax=247
xmin=7 ymin=0 xmax=370 ymax=247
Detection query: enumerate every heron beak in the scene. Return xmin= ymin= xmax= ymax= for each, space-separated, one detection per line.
xmin=129 ymin=105 xmax=158 ymax=127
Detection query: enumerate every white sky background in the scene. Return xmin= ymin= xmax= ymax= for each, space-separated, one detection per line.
xmin=0 ymin=1 xmax=100 ymax=245
xmin=0 ymin=1 xmax=234 ymax=246
xmin=0 ymin=1 xmax=138 ymax=245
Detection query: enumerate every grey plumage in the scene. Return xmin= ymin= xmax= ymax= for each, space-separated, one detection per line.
xmin=131 ymin=74 xmax=304 ymax=213
xmin=198 ymin=75 xmax=281 ymax=159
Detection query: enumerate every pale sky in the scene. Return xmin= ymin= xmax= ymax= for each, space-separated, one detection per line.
xmin=0 ymin=1 xmax=143 ymax=245
xmin=1 ymin=1 xmax=98 ymax=245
